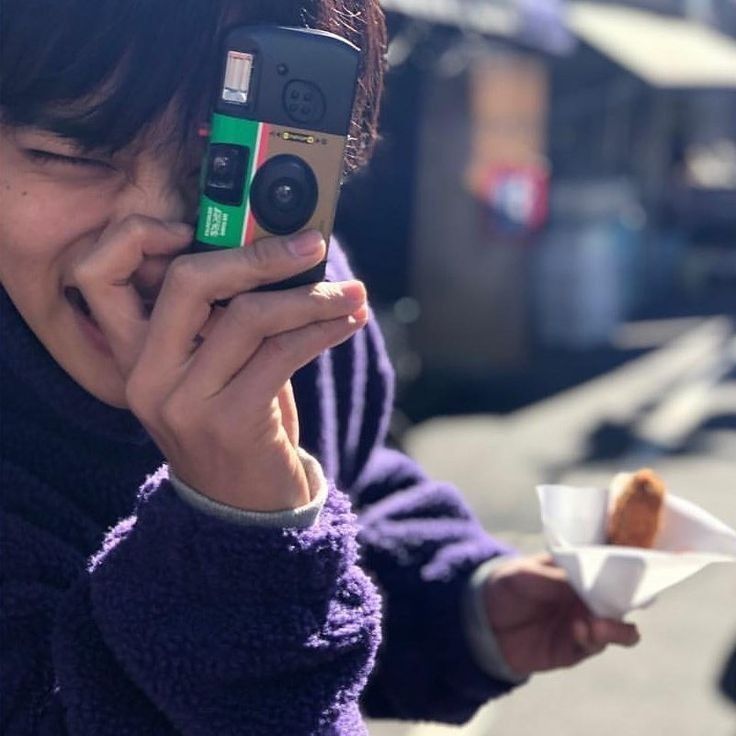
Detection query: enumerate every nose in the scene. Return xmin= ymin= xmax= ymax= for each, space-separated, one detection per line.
xmin=110 ymin=148 xmax=203 ymax=303
xmin=111 ymin=150 xmax=201 ymax=228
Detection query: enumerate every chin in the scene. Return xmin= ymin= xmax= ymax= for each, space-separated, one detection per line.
xmin=88 ymin=380 xmax=128 ymax=409
xmin=47 ymin=324 xmax=130 ymax=409
xmin=17 ymin=288 xmax=132 ymax=409
xmin=59 ymin=298 xmax=130 ymax=408
xmin=63 ymin=356 xmax=130 ymax=408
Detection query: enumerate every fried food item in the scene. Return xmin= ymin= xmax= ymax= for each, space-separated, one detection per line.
xmin=607 ymin=469 xmax=666 ymax=548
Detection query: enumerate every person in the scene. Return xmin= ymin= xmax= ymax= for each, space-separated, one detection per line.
xmin=0 ymin=0 xmax=639 ymax=733
xmin=721 ymin=643 xmax=736 ymax=705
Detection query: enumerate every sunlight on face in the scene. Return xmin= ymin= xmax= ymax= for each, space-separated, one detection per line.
xmin=0 ymin=114 xmax=204 ymax=407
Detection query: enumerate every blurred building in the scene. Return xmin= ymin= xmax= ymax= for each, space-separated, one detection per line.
xmin=335 ymin=1 xmax=736 ymax=401
xmin=582 ymin=0 xmax=736 ymax=35
xmin=336 ymin=0 xmax=570 ymax=381
xmin=542 ymin=4 xmax=736 ymax=348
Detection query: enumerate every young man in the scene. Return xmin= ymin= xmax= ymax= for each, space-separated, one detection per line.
xmin=0 ymin=1 xmax=638 ymax=732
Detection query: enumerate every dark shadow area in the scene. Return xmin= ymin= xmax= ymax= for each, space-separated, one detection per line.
xmin=700 ymin=413 xmax=736 ymax=431
xmin=396 ymin=284 xmax=736 ymax=425
xmin=720 ymin=644 xmax=736 ymax=706
xmin=399 ymin=345 xmax=651 ymax=423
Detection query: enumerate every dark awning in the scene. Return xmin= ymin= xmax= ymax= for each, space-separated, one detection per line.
xmin=569 ymin=3 xmax=736 ymax=88
xmin=380 ymin=0 xmax=574 ymax=54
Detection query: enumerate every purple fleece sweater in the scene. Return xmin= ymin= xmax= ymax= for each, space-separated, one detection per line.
xmin=0 ymin=242 xmax=514 ymax=734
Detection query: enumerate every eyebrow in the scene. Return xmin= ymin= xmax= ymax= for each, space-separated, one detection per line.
xmin=12 ymin=101 xmax=119 ymax=145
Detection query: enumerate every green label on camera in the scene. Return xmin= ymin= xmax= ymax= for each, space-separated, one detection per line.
xmin=196 ymin=114 xmax=261 ymax=248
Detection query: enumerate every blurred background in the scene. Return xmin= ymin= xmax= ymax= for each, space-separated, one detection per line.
xmin=333 ymin=1 xmax=736 ymax=734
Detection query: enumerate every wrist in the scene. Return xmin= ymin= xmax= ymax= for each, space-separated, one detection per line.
xmin=173 ymin=439 xmax=311 ymax=512
xmin=170 ymin=448 xmax=327 ymax=528
xmin=463 ymin=557 xmax=529 ymax=685
xmin=230 ymin=443 xmax=311 ymax=512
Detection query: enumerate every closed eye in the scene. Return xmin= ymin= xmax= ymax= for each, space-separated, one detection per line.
xmin=25 ymin=148 xmax=115 ymax=170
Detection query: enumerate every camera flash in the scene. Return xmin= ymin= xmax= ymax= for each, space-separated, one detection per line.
xmin=222 ymin=51 xmax=254 ymax=105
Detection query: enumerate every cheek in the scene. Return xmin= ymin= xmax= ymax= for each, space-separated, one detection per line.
xmin=0 ymin=181 xmax=112 ymax=279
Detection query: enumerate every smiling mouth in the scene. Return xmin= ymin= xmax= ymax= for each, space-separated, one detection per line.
xmin=139 ymin=297 xmax=156 ymax=318
xmin=64 ymin=286 xmax=98 ymax=325
xmin=64 ymin=285 xmax=156 ymax=321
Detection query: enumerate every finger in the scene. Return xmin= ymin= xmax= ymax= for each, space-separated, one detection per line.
xmin=220 ymin=306 xmax=369 ymax=413
xmin=74 ymin=216 xmax=193 ymax=374
xmin=143 ymin=231 xmax=327 ymax=372
xmin=534 ymin=553 xmax=557 ymax=567
xmin=130 ymin=255 xmax=175 ymax=313
xmin=589 ymin=618 xmax=641 ymax=648
xmin=572 ymin=619 xmax=607 ymax=657
xmin=507 ymin=564 xmax=577 ymax=605
xmin=183 ymin=280 xmax=366 ymax=398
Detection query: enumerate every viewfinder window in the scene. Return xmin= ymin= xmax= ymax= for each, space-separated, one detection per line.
xmin=222 ymin=51 xmax=255 ymax=105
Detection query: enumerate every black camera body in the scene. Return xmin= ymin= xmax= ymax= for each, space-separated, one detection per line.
xmin=193 ymin=26 xmax=361 ymax=289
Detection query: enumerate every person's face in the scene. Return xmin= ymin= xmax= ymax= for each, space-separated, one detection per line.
xmin=0 ymin=110 xmax=205 ymax=408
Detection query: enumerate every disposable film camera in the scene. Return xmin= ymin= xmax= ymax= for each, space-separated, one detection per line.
xmin=193 ymin=25 xmax=361 ymax=289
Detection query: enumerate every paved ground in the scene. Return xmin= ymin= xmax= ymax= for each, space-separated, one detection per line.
xmin=367 ymin=317 xmax=736 ymax=736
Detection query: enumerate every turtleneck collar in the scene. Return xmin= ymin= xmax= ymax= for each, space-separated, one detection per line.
xmin=0 ymin=286 xmax=155 ymax=447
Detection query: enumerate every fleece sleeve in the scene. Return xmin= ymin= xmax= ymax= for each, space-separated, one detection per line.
xmin=353 ymin=446 xmax=519 ymax=724
xmin=0 ymin=463 xmax=381 ymax=735
xmin=313 ymin=244 xmax=525 ymax=724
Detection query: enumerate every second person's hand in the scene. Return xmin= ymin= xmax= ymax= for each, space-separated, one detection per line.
xmin=483 ymin=554 xmax=640 ymax=677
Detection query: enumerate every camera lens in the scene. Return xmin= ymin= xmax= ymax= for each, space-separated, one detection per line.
xmin=250 ymin=155 xmax=318 ymax=235
xmin=269 ymin=180 xmax=303 ymax=212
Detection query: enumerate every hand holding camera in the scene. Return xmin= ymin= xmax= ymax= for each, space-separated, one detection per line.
xmin=74 ymin=217 xmax=367 ymax=512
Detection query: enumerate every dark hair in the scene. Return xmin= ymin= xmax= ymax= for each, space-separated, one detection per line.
xmin=0 ymin=0 xmax=386 ymax=172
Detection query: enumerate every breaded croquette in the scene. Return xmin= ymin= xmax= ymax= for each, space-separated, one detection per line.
xmin=607 ymin=469 xmax=666 ymax=548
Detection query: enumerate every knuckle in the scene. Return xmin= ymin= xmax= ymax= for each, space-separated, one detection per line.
xmin=229 ymin=293 xmax=262 ymax=330
xmin=73 ymin=259 xmax=97 ymax=289
xmin=311 ymin=283 xmax=341 ymax=308
xmin=263 ymin=333 xmax=293 ymax=362
xmin=160 ymin=393 xmax=189 ymax=431
xmin=120 ymin=214 xmax=155 ymax=242
xmin=246 ymin=237 xmax=281 ymax=274
xmin=164 ymin=256 xmax=200 ymax=293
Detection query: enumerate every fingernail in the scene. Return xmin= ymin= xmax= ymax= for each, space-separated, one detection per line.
xmin=342 ymin=281 xmax=367 ymax=306
xmin=350 ymin=305 xmax=369 ymax=324
xmin=288 ymin=230 xmax=324 ymax=257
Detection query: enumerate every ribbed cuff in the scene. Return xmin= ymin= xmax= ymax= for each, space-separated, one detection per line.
xmin=463 ymin=556 xmax=530 ymax=685
xmin=169 ymin=449 xmax=328 ymax=529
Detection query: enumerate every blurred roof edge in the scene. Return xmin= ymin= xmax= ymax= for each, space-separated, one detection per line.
xmin=379 ymin=0 xmax=575 ymax=54
xmin=570 ymin=2 xmax=736 ymax=88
